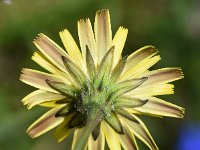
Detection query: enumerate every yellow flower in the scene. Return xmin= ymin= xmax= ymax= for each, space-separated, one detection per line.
xmin=20 ymin=9 xmax=184 ymax=150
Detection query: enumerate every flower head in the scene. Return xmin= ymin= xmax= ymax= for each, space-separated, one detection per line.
xmin=20 ymin=9 xmax=184 ymax=150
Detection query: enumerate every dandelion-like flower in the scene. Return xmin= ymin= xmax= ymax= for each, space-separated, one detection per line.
xmin=20 ymin=9 xmax=184 ymax=150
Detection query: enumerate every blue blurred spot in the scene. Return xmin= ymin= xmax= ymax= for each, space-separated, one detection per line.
xmin=177 ymin=124 xmax=200 ymax=150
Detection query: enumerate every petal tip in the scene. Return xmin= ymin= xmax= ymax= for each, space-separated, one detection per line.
xmin=96 ymin=9 xmax=109 ymax=15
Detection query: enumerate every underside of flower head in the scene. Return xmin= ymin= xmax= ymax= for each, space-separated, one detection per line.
xmin=20 ymin=9 xmax=184 ymax=150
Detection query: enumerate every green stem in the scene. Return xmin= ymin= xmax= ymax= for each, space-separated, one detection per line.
xmin=73 ymin=109 xmax=102 ymax=150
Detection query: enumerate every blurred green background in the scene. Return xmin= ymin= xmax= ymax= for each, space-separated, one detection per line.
xmin=0 ymin=0 xmax=200 ymax=149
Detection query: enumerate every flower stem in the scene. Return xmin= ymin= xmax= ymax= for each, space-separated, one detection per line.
xmin=73 ymin=109 xmax=102 ymax=150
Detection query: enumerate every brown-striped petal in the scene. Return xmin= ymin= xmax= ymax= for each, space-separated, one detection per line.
xmin=33 ymin=33 xmax=68 ymax=73
xmin=20 ymin=68 xmax=65 ymax=93
xmin=27 ymin=105 xmax=65 ymax=138
xmin=134 ymin=97 xmax=185 ymax=118
xmin=94 ymin=9 xmax=112 ymax=63
xmin=143 ymin=67 xmax=184 ymax=85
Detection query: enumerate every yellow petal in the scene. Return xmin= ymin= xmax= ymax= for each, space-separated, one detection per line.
xmin=120 ymin=45 xmax=159 ymax=81
xmin=112 ymin=27 xmax=128 ymax=68
xmin=101 ymin=121 xmax=121 ymax=150
xmin=120 ymin=55 xmax=161 ymax=81
xmin=95 ymin=9 xmax=112 ymax=63
xmin=88 ymin=128 xmax=105 ymax=150
xmin=20 ymin=68 xmax=65 ymax=93
xmin=54 ymin=114 xmax=74 ymax=142
xmin=22 ymin=90 xmax=65 ymax=109
xmin=134 ymin=97 xmax=185 ymax=118
xmin=39 ymin=101 xmax=62 ymax=108
xmin=27 ymin=105 xmax=65 ymax=138
xmin=118 ymin=125 xmax=138 ymax=150
xmin=33 ymin=33 xmax=68 ymax=73
xmin=126 ymin=108 xmax=142 ymax=115
xmin=129 ymin=84 xmax=174 ymax=97
xmin=123 ymin=45 xmax=158 ymax=72
xmin=78 ymin=19 xmax=97 ymax=65
xmin=59 ymin=29 xmax=86 ymax=72
xmin=121 ymin=114 xmax=158 ymax=150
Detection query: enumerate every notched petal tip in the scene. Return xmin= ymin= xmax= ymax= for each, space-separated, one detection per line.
xmin=176 ymin=68 xmax=184 ymax=79
xmin=119 ymin=26 xmax=128 ymax=31
xmin=177 ymin=106 xmax=185 ymax=118
xmin=142 ymin=45 xmax=157 ymax=52
xmin=78 ymin=18 xmax=90 ymax=24
xmin=33 ymin=33 xmax=45 ymax=42
xmin=19 ymin=68 xmax=25 ymax=80
xmin=167 ymin=105 xmax=185 ymax=118
xmin=78 ymin=19 xmax=84 ymax=23
xmin=96 ymin=9 xmax=109 ymax=15
xmin=59 ymin=29 xmax=65 ymax=35
xmin=26 ymin=131 xmax=35 ymax=138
